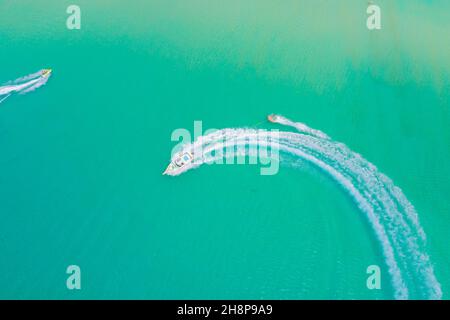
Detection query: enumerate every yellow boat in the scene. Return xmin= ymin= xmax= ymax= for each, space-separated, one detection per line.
xmin=41 ymin=69 xmax=52 ymax=78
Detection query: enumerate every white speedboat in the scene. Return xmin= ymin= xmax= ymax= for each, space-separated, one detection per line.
xmin=163 ymin=151 xmax=194 ymax=175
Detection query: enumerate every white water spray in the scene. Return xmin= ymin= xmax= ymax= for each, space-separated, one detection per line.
xmin=271 ymin=114 xmax=330 ymax=140
xmin=0 ymin=70 xmax=51 ymax=104
xmin=167 ymin=115 xmax=442 ymax=300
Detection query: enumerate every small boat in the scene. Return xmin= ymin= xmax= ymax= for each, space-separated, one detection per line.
xmin=267 ymin=114 xmax=278 ymax=123
xmin=163 ymin=151 xmax=194 ymax=175
xmin=41 ymin=69 xmax=52 ymax=78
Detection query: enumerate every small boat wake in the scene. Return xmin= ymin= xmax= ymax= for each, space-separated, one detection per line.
xmin=0 ymin=69 xmax=52 ymax=104
xmin=164 ymin=114 xmax=442 ymax=300
xmin=268 ymin=113 xmax=330 ymax=140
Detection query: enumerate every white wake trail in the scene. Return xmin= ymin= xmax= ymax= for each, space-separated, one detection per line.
xmin=19 ymin=77 xmax=48 ymax=94
xmin=271 ymin=114 xmax=330 ymax=140
xmin=10 ymin=71 xmax=42 ymax=85
xmin=0 ymin=70 xmax=51 ymax=104
xmin=168 ymin=117 xmax=442 ymax=300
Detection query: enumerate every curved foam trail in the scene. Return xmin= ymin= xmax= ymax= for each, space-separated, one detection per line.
xmin=272 ymin=114 xmax=330 ymax=140
xmin=169 ymin=119 xmax=442 ymax=300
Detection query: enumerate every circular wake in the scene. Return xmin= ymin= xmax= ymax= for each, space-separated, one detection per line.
xmin=168 ymin=116 xmax=442 ymax=299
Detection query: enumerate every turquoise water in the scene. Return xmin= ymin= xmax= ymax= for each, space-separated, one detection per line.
xmin=0 ymin=0 xmax=449 ymax=299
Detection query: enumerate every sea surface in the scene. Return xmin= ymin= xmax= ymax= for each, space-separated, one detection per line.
xmin=0 ymin=0 xmax=449 ymax=299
